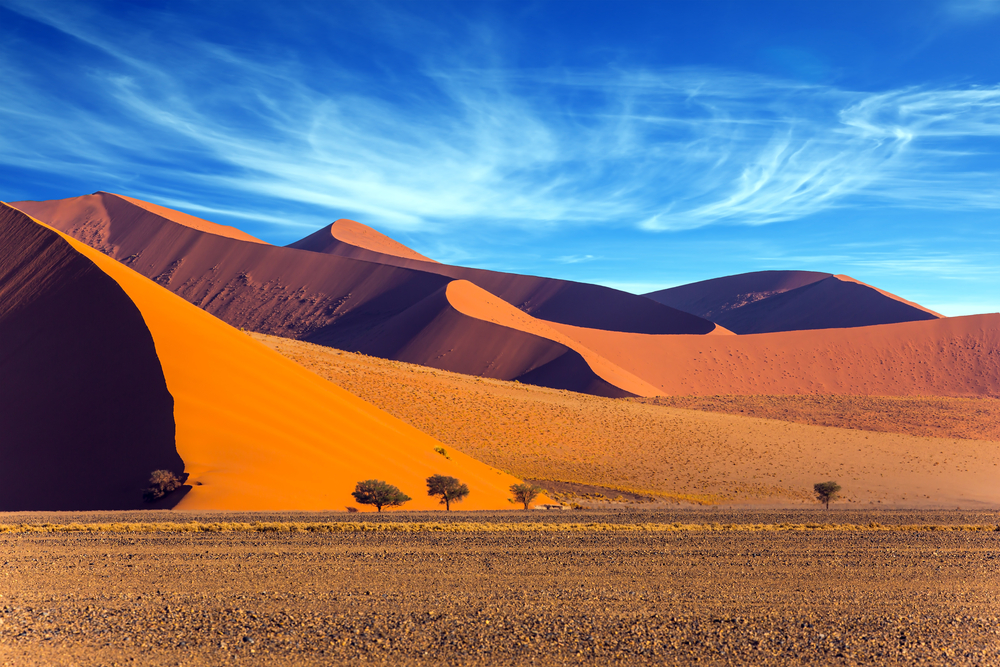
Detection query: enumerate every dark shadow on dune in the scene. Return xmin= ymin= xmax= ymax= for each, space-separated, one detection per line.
xmin=515 ymin=350 xmax=635 ymax=398
xmin=0 ymin=205 xmax=182 ymax=510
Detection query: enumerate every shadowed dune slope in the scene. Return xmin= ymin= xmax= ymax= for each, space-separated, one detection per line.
xmin=253 ymin=333 xmax=1000 ymax=508
xmin=1 ymin=205 xmax=527 ymax=511
xmin=11 ymin=194 xmax=709 ymax=397
xmin=645 ymin=270 xmax=940 ymax=333
xmin=318 ymin=278 xmax=642 ymax=397
xmin=285 ymin=219 xmax=714 ymax=335
xmin=547 ymin=315 xmax=1000 ymax=397
xmin=0 ymin=204 xmax=181 ymax=511
xmin=17 ymin=194 xmax=715 ymax=335
xmin=287 ymin=218 xmax=438 ymax=262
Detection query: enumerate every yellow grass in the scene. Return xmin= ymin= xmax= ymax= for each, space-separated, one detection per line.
xmin=1 ymin=521 xmax=998 ymax=534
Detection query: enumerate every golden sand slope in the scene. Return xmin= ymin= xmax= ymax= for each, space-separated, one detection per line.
xmin=253 ymin=333 xmax=1000 ymax=508
xmin=640 ymin=395 xmax=1000 ymax=442
xmin=4 ymin=205 xmax=527 ymax=511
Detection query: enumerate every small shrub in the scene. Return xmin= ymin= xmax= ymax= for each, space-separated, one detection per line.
xmin=434 ymin=446 xmax=450 ymax=459
xmin=142 ymin=469 xmax=183 ymax=503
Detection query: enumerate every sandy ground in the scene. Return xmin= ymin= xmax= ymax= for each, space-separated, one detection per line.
xmin=252 ymin=334 xmax=1000 ymax=508
xmin=2 ymin=510 xmax=998 ymax=666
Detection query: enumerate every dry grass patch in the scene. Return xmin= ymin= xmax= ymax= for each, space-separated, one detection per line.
xmin=2 ymin=521 xmax=999 ymax=534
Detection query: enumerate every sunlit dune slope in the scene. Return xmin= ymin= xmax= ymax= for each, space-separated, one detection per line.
xmin=547 ymin=315 xmax=1000 ymax=397
xmin=340 ymin=278 xmax=639 ymax=397
xmin=444 ymin=280 xmax=660 ymax=397
xmin=639 ymin=395 xmax=1000 ymax=442
xmin=0 ymin=205 xmax=180 ymax=510
xmin=1 ymin=204 xmax=526 ymax=511
xmin=18 ymin=194 xmax=715 ymax=335
xmin=253 ymin=333 xmax=1000 ymax=508
xmin=645 ymin=270 xmax=941 ymax=333
xmin=288 ymin=218 xmax=438 ymax=262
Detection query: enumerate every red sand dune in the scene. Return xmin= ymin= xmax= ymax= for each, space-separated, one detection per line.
xmin=10 ymin=193 xmax=712 ymax=396
xmin=0 ymin=203 xmax=531 ymax=511
xmin=548 ymin=315 xmax=1000 ymax=397
xmin=645 ymin=270 xmax=941 ymax=333
xmin=286 ymin=218 xmax=714 ymax=335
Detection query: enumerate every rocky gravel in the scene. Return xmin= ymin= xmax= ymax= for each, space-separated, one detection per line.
xmin=1 ymin=510 xmax=998 ymax=665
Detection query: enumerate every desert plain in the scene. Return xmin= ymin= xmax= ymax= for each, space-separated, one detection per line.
xmin=2 ymin=511 xmax=999 ymax=666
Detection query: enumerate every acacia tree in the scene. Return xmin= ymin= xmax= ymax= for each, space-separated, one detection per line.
xmin=510 ymin=483 xmax=542 ymax=510
xmin=426 ymin=474 xmax=470 ymax=511
xmin=814 ymin=481 xmax=842 ymax=510
xmin=143 ymin=469 xmax=183 ymax=502
xmin=352 ymin=479 xmax=411 ymax=512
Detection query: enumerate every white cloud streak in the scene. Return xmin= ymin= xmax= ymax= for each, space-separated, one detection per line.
xmin=1 ymin=2 xmax=1000 ymax=236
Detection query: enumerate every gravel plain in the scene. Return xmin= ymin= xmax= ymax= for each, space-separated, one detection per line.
xmin=2 ymin=510 xmax=998 ymax=666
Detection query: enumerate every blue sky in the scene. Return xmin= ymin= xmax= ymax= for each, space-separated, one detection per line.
xmin=1 ymin=0 xmax=998 ymax=315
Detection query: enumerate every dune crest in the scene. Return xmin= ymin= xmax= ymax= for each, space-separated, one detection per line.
xmin=288 ymin=218 xmax=438 ymax=262
xmin=645 ymin=270 xmax=940 ymax=333
xmin=832 ymin=274 xmax=943 ymax=318
xmin=2 ymin=204 xmax=529 ymax=511
xmin=109 ymin=193 xmax=269 ymax=244
xmin=445 ymin=280 xmax=661 ymax=397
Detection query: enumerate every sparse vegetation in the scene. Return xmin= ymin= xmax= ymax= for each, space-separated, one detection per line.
xmin=142 ymin=470 xmax=182 ymax=503
xmin=434 ymin=446 xmax=450 ymax=459
xmin=814 ymin=481 xmax=842 ymax=509
xmin=351 ymin=479 xmax=411 ymax=512
xmin=425 ymin=474 xmax=469 ymax=511
xmin=510 ymin=482 xmax=542 ymax=509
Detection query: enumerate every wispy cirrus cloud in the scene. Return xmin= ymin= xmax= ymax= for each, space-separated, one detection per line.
xmin=1 ymin=1 xmax=1000 ymax=239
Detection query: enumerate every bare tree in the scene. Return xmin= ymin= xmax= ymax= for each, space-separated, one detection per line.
xmin=814 ymin=481 xmax=842 ymax=510
xmin=351 ymin=479 xmax=411 ymax=512
xmin=510 ymin=483 xmax=542 ymax=510
xmin=426 ymin=474 xmax=470 ymax=511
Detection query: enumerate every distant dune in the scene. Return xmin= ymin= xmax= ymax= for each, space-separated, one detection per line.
xmin=646 ymin=270 xmax=941 ymax=333
xmin=14 ymin=193 xmax=714 ymax=335
xmin=11 ymin=193 xmax=716 ymax=397
xmin=549 ymin=316 xmax=1000 ymax=397
xmin=13 ymin=194 xmax=996 ymax=402
xmin=0 ymin=203 xmax=529 ymax=511
xmin=254 ymin=333 xmax=1000 ymax=508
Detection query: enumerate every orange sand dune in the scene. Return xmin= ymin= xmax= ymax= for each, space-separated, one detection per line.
xmin=335 ymin=279 xmax=638 ymax=397
xmin=445 ymin=280 xmax=660 ymax=397
xmin=645 ymin=270 xmax=940 ymax=333
xmin=255 ymin=334 xmax=1000 ymax=508
xmin=288 ymin=218 xmax=438 ymax=262
xmin=0 ymin=203 xmax=528 ymax=511
xmin=549 ymin=315 xmax=1000 ymax=397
